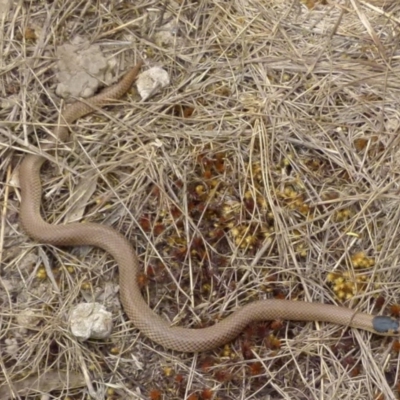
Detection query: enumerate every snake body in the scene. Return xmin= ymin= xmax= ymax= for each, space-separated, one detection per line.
xmin=19 ymin=61 xmax=400 ymax=352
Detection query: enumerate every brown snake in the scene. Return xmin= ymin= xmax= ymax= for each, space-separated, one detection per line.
xmin=19 ymin=60 xmax=400 ymax=352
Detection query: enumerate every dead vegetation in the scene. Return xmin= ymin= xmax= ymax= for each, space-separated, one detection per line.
xmin=2 ymin=0 xmax=400 ymax=399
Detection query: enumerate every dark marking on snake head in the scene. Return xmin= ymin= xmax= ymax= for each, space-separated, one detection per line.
xmin=372 ymin=316 xmax=400 ymax=334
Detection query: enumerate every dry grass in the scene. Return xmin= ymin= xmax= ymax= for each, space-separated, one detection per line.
xmin=2 ymin=0 xmax=400 ymax=399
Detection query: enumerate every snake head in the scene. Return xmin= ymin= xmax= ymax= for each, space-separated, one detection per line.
xmin=372 ymin=316 xmax=400 ymax=335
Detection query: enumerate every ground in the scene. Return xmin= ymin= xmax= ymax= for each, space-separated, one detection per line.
xmin=1 ymin=0 xmax=400 ymax=399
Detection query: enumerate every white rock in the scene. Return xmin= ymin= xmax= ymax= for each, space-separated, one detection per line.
xmin=5 ymin=338 xmax=19 ymax=356
xmin=137 ymin=67 xmax=170 ymax=100
xmin=69 ymin=303 xmax=113 ymax=340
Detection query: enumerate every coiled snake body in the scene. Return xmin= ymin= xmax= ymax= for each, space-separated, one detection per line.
xmin=19 ymin=61 xmax=400 ymax=352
